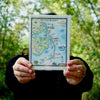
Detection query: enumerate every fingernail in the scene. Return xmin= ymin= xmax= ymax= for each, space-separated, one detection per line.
xmin=29 ymin=69 xmax=32 ymax=73
xmin=77 ymin=70 xmax=83 ymax=73
xmin=32 ymin=74 xmax=36 ymax=79
xmin=28 ymin=64 xmax=32 ymax=68
xmin=63 ymin=70 xmax=66 ymax=76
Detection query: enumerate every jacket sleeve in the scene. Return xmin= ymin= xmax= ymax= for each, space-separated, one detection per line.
xmin=70 ymin=56 xmax=94 ymax=92
xmin=5 ymin=55 xmax=31 ymax=92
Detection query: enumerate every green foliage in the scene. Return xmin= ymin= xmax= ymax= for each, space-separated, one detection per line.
xmin=0 ymin=0 xmax=100 ymax=100
xmin=0 ymin=0 xmax=29 ymax=99
xmin=0 ymin=0 xmax=28 ymax=65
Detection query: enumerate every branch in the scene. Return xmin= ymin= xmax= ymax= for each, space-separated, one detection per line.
xmin=88 ymin=31 xmax=98 ymax=47
xmin=87 ymin=0 xmax=99 ymax=24
xmin=75 ymin=1 xmax=98 ymax=47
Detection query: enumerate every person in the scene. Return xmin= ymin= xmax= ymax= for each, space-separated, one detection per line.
xmin=5 ymin=13 xmax=93 ymax=100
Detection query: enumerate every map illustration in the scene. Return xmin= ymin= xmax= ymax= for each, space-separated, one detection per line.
xmin=30 ymin=16 xmax=70 ymax=70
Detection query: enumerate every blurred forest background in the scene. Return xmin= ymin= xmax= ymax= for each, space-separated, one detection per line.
xmin=0 ymin=0 xmax=100 ymax=100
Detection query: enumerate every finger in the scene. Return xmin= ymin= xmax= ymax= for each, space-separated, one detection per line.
xmin=13 ymin=64 xmax=33 ymax=74
xmin=66 ymin=77 xmax=82 ymax=85
xmin=14 ymin=70 xmax=35 ymax=77
xmin=68 ymin=65 xmax=87 ymax=72
xmin=63 ymin=69 xmax=84 ymax=85
xmin=16 ymin=57 xmax=32 ymax=68
xmin=66 ymin=75 xmax=82 ymax=81
xmin=18 ymin=76 xmax=36 ymax=84
xmin=67 ymin=59 xmax=84 ymax=66
xmin=66 ymin=70 xmax=83 ymax=78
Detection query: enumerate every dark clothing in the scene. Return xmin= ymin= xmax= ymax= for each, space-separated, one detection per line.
xmin=5 ymin=55 xmax=93 ymax=100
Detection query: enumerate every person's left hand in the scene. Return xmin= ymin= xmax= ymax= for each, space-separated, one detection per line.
xmin=63 ymin=59 xmax=87 ymax=85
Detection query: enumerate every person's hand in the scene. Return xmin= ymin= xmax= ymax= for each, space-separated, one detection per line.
xmin=63 ymin=59 xmax=87 ymax=85
xmin=13 ymin=57 xmax=35 ymax=84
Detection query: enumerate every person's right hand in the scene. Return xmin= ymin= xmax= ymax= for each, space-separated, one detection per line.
xmin=13 ymin=57 xmax=36 ymax=84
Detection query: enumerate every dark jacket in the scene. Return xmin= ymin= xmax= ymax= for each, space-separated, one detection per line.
xmin=5 ymin=55 xmax=93 ymax=100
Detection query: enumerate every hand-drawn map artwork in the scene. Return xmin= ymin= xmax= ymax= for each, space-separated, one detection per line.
xmin=29 ymin=15 xmax=70 ymax=70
